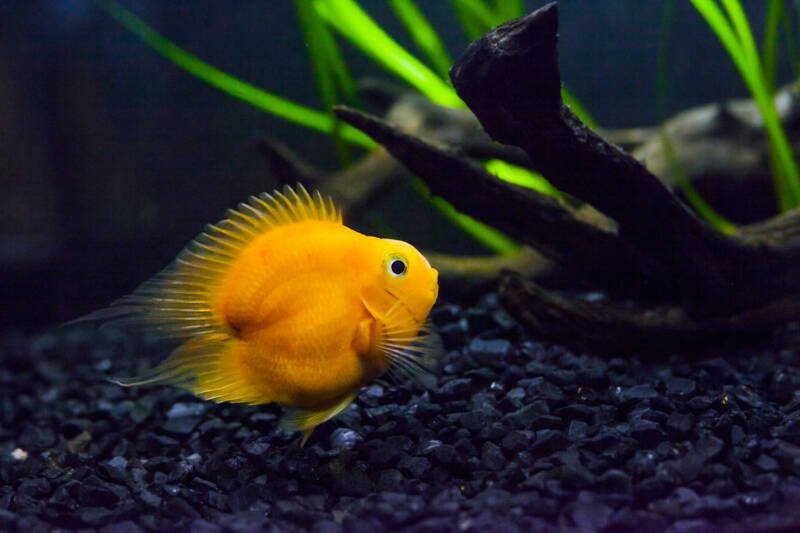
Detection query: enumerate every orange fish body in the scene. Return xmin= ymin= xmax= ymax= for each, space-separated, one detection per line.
xmin=97 ymin=185 xmax=439 ymax=443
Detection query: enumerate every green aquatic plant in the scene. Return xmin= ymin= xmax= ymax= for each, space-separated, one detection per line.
xmin=659 ymin=129 xmax=737 ymax=235
xmin=99 ymin=0 xmax=571 ymax=254
xmin=690 ymin=0 xmax=800 ymax=210
xmin=451 ymin=0 xmax=524 ymax=41
xmin=657 ymin=0 xmax=736 ymax=234
xmin=312 ymin=0 xmax=460 ymax=107
xmin=655 ymin=0 xmax=799 ymax=230
xmin=389 ymin=0 xmax=454 ymax=80
xmin=763 ymin=0 xmax=783 ymax=92
xmin=101 ymin=0 xmax=798 ymax=241
xmin=775 ymin=0 xmax=800 ymax=77
xmin=294 ymin=0 xmax=358 ymax=162
xmin=484 ymin=159 xmax=562 ymax=198
xmin=98 ymin=0 xmax=373 ymax=148
xmin=761 ymin=0 xmax=800 ymax=91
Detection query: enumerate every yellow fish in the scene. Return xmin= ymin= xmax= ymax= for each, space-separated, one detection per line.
xmin=90 ymin=184 xmax=440 ymax=444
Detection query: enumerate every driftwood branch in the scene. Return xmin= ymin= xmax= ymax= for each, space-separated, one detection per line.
xmin=427 ymin=247 xmax=551 ymax=284
xmin=337 ymin=1 xmax=800 ymax=352
xmin=448 ymin=2 xmax=800 ymax=314
xmin=499 ymin=272 xmax=800 ymax=353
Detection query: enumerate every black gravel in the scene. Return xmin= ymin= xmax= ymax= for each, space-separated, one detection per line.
xmin=1 ymin=292 xmax=800 ymax=531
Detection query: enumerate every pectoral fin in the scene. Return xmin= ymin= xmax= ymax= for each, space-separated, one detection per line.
xmin=279 ymin=391 xmax=358 ymax=446
xmin=361 ymin=286 xmax=442 ymax=388
xmin=379 ymin=305 xmax=443 ymax=389
xmin=352 ymin=317 xmax=375 ymax=355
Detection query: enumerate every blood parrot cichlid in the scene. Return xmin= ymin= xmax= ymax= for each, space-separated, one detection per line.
xmin=88 ymin=184 xmax=440 ymax=444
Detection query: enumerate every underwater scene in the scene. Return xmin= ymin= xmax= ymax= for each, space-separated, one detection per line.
xmin=3 ymin=0 xmax=800 ymax=531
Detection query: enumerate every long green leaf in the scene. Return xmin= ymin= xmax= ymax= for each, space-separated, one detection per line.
xmin=294 ymin=0 xmax=354 ymax=161
xmin=296 ymin=0 xmax=336 ymax=111
xmin=660 ymin=129 xmax=737 ymax=235
xmin=453 ymin=0 xmax=522 ymax=40
xmin=484 ymin=159 xmax=561 ymax=197
xmin=296 ymin=0 xmax=357 ymax=103
xmin=453 ymin=6 xmax=484 ymax=41
xmin=691 ymin=0 xmax=800 ymax=208
xmin=389 ymin=0 xmax=454 ymax=79
xmin=781 ymin=1 xmax=800 ymax=76
xmin=99 ymin=0 xmax=373 ymax=148
xmin=561 ymin=87 xmax=600 ymax=130
xmin=453 ymin=0 xmax=498 ymax=29
xmin=493 ymin=0 xmax=524 ymax=22
xmin=409 ymin=178 xmax=518 ymax=254
xmin=452 ymin=0 xmax=498 ymax=40
xmin=721 ymin=0 xmax=761 ymax=71
xmin=725 ymin=0 xmax=800 ymax=207
xmin=762 ymin=0 xmax=784 ymax=92
xmin=313 ymin=0 xmax=461 ymax=107
xmin=657 ymin=0 xmax=739 ymax=233
xmin=690 ymin=1 xmax=751 ymax=76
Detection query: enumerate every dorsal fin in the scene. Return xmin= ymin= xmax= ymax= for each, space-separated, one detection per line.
xmin=208 ymin=183 xmax=341 ymax=267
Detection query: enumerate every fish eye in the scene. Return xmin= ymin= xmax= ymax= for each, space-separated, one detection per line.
xmin=388 ymin=257 xmax=407 ymax=277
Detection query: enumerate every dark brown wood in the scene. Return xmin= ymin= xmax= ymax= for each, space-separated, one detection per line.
xmin=447 ymin=1 xmax=800 ymax=316
xmin=499 ymin=272 xmax=800 ymax=354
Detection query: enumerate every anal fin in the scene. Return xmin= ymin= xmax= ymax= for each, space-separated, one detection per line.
xmin=280 ymin=391 xmax=358 ymax=446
